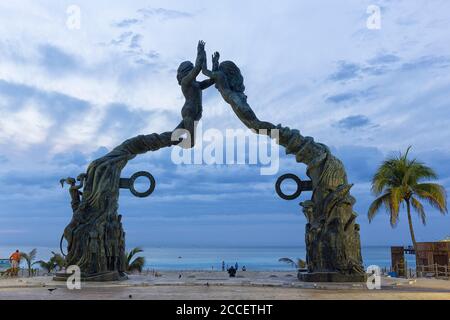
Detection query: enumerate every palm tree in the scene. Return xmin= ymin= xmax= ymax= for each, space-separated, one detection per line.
xmin=20 ymin=248 xmax=39 ymax=277
xmin=36 ymin=252 xmax=66 ymax=274
xmin=278 ymin=258 xmax=306 ymax=269
xmin=50 ymin=252 xmax=66 ymax=271
xmin=368 ymin=146 xmax=447 ymax=259
xmin=36 ymin=259 xmax=57 ymax=274
xmin=125 ymin=247 xmax=145 ymax=273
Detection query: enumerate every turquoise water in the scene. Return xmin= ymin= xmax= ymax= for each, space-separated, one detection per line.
xmin=142 ymin=246 xmax=416 ymax=270
xmin=0 ymin=245 xmax=417 ymax=271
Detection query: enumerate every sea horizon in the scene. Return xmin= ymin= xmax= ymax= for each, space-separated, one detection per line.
xmin=0 ymin=245 xmax=417 ymax=271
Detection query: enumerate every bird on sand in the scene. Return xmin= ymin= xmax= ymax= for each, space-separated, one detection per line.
xmin=47 ymin=288 xmax=57 ymax=294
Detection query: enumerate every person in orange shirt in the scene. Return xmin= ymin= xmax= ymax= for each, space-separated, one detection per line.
xmin=9 ymin=250 xmax=21 ymax=276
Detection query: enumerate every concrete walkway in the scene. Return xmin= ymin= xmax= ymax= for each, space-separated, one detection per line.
xmin=0 ymin=271 xmax=449 ymax=300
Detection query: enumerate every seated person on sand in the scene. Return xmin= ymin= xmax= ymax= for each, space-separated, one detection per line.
xmin=201 ymin=50 xmax=275 ymax=132
xmin=173 ymin=40 xmax=215 ymax=148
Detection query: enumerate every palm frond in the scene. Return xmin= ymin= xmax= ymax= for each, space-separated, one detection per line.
xmin=29 ymin=248 xmax=37 ymax=261
xmin=411 ymin=197 xmax=426 ymax=225
xmin=278 ymin=258 xmax=296 ymax=267
xmin=402 ymin=146 xmax=412 ymax=161
xmin=125 ymin=247 xmax=145 ymax=273
xmin=36 ymin=260 xmax=56 ymax=273
xmin=388 ymin=187 xmax=403 ymax=227
xmin=127 ymin=247 xmax=144 ymax=265
xmin=21 ymin=248 xmax=37 ymax=262
xmin=371 ymin=160 xmax=397 ymax=194
xmin=368 ymin=192 xmax=390 ymax=222
xmin=20 ymin=252 xmax=30 ymax=263
xmin=50 ymin=252 xmax=66 ymax=269
xmin=412 ymin=183 xmax=448 ymax=214
xmin=407 ymin=162 xmax=438 ymax=184
xmin=278 ymin=258 xmax=306 ymax=269
xmin=128 ymin=257 xmax=145 ymax=272
xmin=297 ymin=259 xmax=307 ymax=269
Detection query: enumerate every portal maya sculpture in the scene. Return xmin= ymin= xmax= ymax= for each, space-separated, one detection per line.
xmin=57 ymin=41 xmax=365 ymax=282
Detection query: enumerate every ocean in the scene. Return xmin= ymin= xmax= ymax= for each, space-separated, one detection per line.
xmin=0 ymin=245 xmax=417 ymax=271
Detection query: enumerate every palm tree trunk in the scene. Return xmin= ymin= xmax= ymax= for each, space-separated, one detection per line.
xmin=406 ymin=199 xmax=419 ymax=276
xmin=406 ymin=199 xmax=417 ymax=246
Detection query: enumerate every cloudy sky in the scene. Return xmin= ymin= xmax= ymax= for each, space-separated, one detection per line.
xmin=0 ymin=0 xmax=449 ymax=250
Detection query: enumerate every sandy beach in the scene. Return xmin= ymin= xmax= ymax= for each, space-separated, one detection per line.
xmin=0 ymin=271 xmax=449 ymax=300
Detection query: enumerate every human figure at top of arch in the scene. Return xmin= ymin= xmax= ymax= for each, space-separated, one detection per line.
xmin=173 ymin=40 xmax=215 ymax=148
xmin=200 ymin=49 xmax=275 ymax=132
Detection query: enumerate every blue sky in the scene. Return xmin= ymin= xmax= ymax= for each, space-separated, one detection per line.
xmin=0 ymin=0 xmax=449 ymax=250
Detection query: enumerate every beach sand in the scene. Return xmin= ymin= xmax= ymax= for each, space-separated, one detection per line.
xmin=0 ymin=271 xmax=449 ymax=300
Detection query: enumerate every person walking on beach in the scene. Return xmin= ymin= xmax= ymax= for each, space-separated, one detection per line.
xmin=222 ymin=261 xmax=225 ymax=271
xmin=235 ymin=262 xmax=238 ymax=270
xmin=9 ymin=250 xmax=21 ymax=276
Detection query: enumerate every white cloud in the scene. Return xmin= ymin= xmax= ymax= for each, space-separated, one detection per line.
xmin=0 ymin=103 xmax=53 ymax=147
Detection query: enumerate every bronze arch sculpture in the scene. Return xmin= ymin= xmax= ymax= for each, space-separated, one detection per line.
xmin=56 ymin=41 xmax=365 ymax=282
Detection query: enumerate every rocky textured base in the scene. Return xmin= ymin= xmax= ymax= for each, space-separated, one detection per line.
xmin=53 ymin=271 xmax=128 ymax=282
xmin=298 ymin=271 xmax=367 ymax=283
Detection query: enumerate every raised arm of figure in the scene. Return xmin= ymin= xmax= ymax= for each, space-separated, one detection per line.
xmin=199 ymin=50 xmax=215 ymax=89
xmin=199 ymin=78 xmax=215 ymax=89
xmin=201 ymin=56 xmax=213 ymax=78
xmin=212 ymin=51 xmax=220 ymax=72
xmin=181 ymin=40 xmax=205 ymax=86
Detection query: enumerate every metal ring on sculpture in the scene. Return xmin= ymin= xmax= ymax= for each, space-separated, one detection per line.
xmin=59 ymin=234 xmax=67 ymax=257
xmin=128 ymin=171 xmax=156 ymax=198
xmin=275 ymin=173 xmax=303 ymax=200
